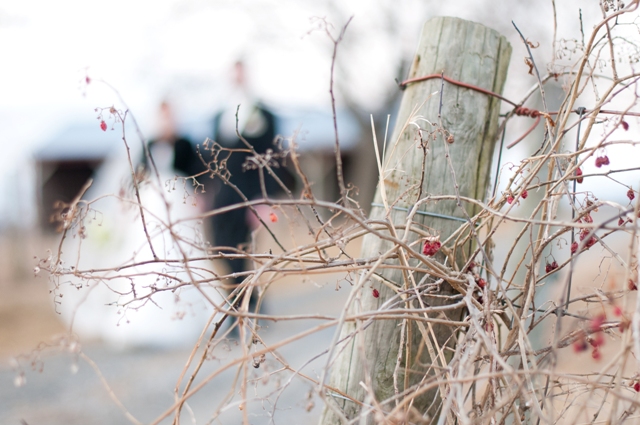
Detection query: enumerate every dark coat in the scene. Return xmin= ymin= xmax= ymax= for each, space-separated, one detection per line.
xmin=210 ymin=103 xmax=290 ymax=281
xmin=142 ymin=137 xmax=201 ymax=177
xmin=211 ymin=104 xmax=279 ymax=208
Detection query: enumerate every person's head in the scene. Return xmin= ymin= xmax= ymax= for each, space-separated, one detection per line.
xmin=157 ymin=100 xmax=177 ymax=142
xmin=232 ymin=60 xmax=246 ymax=88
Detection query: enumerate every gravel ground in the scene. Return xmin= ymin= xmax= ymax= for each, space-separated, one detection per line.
xmin=1 ymin=264 xmax=351 ymax=425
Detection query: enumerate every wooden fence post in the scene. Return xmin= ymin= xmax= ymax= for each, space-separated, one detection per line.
xmin=320 ymin=17 xmax=511 ymax=424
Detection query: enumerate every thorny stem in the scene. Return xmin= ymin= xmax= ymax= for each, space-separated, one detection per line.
xmin=327 ymin=16 xmax=353 ymax=205
xmin=99 ymin=81 xmax=162 ymax=260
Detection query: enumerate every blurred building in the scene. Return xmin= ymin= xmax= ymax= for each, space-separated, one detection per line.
xmin=31 ymin=106 xmax=362 ymax=235
xmin=273 ymin=106 xmax=361 ymax=202
xmin=33 ymin=124 xmax=117 ymax=232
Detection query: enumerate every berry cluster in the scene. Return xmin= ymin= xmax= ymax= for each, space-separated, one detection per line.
xmin=594 ymin=155 xmax=610 ymax=168
xmin=571 ymin=212 xmax=598 ymax=254
xmin=570 ymin=231 xmax=597 ymax=254
xmin=505 ymin=189 xmax=528 ymax=205
xmin=545 ymin=261 xmax=558 ymax=273
xmin=573 ymin=313 xmax=607 ymax=360
xmin=579 ymin=228 xmax=597 ymax=248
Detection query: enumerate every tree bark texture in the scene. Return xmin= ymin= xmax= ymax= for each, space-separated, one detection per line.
xmin=320 ymin=17 xmax=511 ymax=424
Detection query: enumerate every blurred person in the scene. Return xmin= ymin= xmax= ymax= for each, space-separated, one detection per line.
xmin=56 ymin=101 xmax=225 ymax=348
xmin=142 ymin=100 xmax=201 ymax=178
xmin=210 ymin=60 xmax=290 ymax=314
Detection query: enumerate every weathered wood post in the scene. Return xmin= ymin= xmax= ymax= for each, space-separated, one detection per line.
xmin=320 ymin=17 xmax=511 ymax=424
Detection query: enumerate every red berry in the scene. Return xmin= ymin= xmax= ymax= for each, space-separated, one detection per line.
xmin=545 ymin=261 xmax=558 ymax=273
xmin=589 ymin=332 xmax=605 ymax=348
xmin=576 ymin=167 xmax=584 ymax=183
xmin=613 ymin=306 xmax=622 ymax=317
xmin=627 ymin=189 xmax=635 ymax=201
xmin=372 ymin=288 xmax=380 ymax=298
xmin=591 ymin=348 xmax=601 ymax=360
xmin=269 ymin=212 xmax=278 ymax=223
xmin=634 ymin=381 xmax=640 ymax=392
xmin=521 ymin=190 xmax=528 ymax=199
xmin=507 ymin=195 xmax=514 ymax=204
xmin=476 ymin=278 xmax=486 ymax=289
xmin=619 ymin=217 xmax=625 ymax=226
xmin=595 ymin=157 xmax=603 ymax=168
xmin=602 ymin=155 xmax=610 ymax=166
xmin=622 ymin=120 xmax=630 ymax=131
xmin=571 ymin=241 xmax=579 ymax=254
xmin=100 ymin=120 xmax=107 ymax=131
xmin=573 ymin=334 xmax=588 ymax=353
xmin=590 ymin=314 xmax=606 ymax=332
xmin=586 ymin=237 xmax=596 ymax=248
xmin=85 ymin=76 xmax=91 ymax=84
xmin=422 ymin=240 xmax=441 ymax=257
xmin=629 ymin=279 xmax=638 ymax=291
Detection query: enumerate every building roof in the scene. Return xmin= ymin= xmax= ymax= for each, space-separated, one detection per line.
xmin=34 ymin=122 xmax=121 ymax=162
xmin=275 ymin=106 xmax=361 ymax=151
